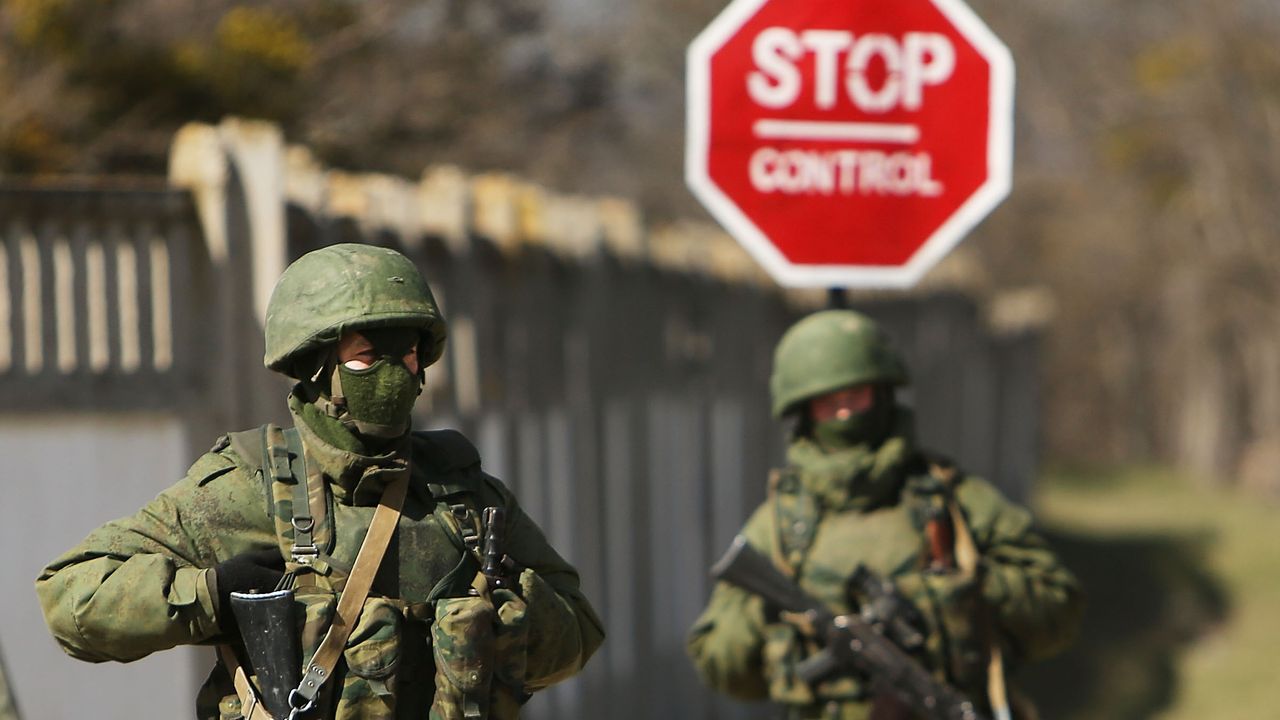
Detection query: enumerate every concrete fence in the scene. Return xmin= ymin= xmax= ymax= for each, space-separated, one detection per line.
xmin=0 ymin=117 xmax=1047 ymax=720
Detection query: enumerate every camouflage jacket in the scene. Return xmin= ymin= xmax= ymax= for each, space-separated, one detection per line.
xmin=36 ymin=409 xmax=604 ymax=719
xmin=687 ymin=437 xmax=1082 ymax=720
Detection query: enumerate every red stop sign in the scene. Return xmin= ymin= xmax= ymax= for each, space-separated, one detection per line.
xmin=687 ymin=0 xmax=1014 ymax=288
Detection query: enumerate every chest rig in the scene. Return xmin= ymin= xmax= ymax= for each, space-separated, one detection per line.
xmin=226 ymin=424 xmax=487 ymax=596
xmin=766 ymin=454 xmax=1010 ymax=719
xmin=215 ymin=424 xmax=506 ymax=720
xmin=767 ymin=454 xmax=967 ymax=579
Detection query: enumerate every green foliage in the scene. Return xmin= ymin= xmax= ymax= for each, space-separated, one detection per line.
xmin=0 ymin=115 xmax=71 ymax=173
xmin=10 ymin=0 xmax=122 ymax=58
xmin=171 ymin=6 xmax=312 ymax=122
xmin=0 ymin=0 xmax=344 ymax=172
xmin=217 ymin=6 xmax=310 ymax=71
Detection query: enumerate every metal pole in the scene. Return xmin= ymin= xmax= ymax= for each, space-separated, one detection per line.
xmin=827 ymin=287 xmax=849 ymax=309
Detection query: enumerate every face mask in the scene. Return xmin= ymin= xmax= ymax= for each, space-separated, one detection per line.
xmin=335 ymin=358 xmax=421 ymax=439
xmin=811 ymin=395 xmax=894 ymax=450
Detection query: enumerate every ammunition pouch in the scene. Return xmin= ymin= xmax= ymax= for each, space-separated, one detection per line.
xmin=337 ymin=597 xmax=404 ymax=720
xmin=432 ymin=595 xmax=495 ymax=720
xmin=491 ymin=589 xmax=529 ymax=692
xmin=429 ymin=588 xmax=529 ymax=720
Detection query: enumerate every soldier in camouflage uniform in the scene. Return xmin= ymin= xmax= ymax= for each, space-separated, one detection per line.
xmin=688 ymin=310 xmax=1082 ymax=720
xmin=36 ymin=244 xmax=604 ymax=719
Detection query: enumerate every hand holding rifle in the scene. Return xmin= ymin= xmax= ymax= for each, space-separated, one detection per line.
xmin=711 ymin=536 xmax=988 ymax=720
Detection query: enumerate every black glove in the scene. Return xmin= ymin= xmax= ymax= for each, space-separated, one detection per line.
xmin=213 ymin=548 xmax=286 ymax=633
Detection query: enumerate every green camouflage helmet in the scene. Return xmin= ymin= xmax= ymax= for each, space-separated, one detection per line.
xmin=264 ymin=243 xmax=447 ymax=378
xmin=770 ymin=309 xmax=908 ymax=418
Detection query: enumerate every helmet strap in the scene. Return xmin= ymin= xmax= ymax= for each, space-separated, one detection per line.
xmin=328 ymin=361 xmax=347 ymax=412
xmin=301 ymin=350 xmax=348 ymax=420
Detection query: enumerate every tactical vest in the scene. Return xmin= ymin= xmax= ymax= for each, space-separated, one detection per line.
xmin=766 ymin=455 xmax=956 ymax=583
xmin=202 ymin=424 xmax=526 ymax=720
xmin=761 ymin=453 xmax=996 ymax=712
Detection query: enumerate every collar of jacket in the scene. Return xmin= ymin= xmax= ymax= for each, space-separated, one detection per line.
xmin=289 ymin=389 xmax=413 ymax=506
xmin=786 ymin=405 xmax=916 ymax=512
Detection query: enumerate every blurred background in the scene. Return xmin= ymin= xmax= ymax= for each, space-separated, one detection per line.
xmin=0 ymin=0 xmax=1277 ymax=718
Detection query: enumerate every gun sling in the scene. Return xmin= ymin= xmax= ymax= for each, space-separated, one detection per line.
xmin=933 ymin=464 xmax=1010 ymax=720
xmin=219 ymin=471 xmax=410 ymax=719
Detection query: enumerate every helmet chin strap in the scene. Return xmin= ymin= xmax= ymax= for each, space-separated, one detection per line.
xmin=306 ymin=351 xmax=345 ymax=420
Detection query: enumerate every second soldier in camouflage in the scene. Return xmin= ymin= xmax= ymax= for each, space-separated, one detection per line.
xmin=687 ymin=310 xmax=1082 ymax=720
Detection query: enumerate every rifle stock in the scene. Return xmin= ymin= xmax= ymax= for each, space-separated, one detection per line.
xmin=710 ymin=536 xmax=988 ymax=720
xmin=230 ymin=589 xmax=301 ymax=719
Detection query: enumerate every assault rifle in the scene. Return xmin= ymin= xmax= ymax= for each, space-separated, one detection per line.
xmin=711 ymin=536 xmax=988 ymax=720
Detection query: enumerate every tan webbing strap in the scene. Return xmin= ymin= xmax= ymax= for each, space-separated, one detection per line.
xmin=947 ymin=504 xmax=979 ymax=579
xmin=765 ymin=469 xmax=797 ymax=578
xmin=217 ymin=644 xmax=276 ymax=720
xmin=291 ymin=471 xmax=410 ymax=712
xmin=936 ymin=466 xmax=1011 ymax=720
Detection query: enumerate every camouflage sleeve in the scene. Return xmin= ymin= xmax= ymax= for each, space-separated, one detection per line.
xmin=685 ymin=503 xmax=773 ymax=701
xmin=34 ymin=447 xmax=275 ymax=664
xmin=485 ymin=475 xmax=605 ymax=690
xmin=957 ymin=477 xmax=1084 ymax=662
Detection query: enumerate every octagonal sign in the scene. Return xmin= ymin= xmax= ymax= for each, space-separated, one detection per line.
xmin=687 ymin=0 xmax=1014 ymax=288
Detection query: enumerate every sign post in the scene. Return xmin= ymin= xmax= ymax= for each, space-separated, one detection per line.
xmin=687 ymin=0 xmax=1014 ymax=288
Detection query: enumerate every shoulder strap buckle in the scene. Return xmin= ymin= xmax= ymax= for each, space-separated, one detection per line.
xmin=256 ymin=425 xmax=329 ymax=570
xmin=449 ymin=503 xmax=481 ymax=550
xmin=290 ymin=542 xmax=319 ymax=566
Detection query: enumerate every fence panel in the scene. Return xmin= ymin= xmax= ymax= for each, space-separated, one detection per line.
xmin=0 ymin=184 xmax=210 ymax=411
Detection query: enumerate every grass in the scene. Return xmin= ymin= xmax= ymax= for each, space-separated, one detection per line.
xmin=1017 ymin=466 xmax=1280 ymax=719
